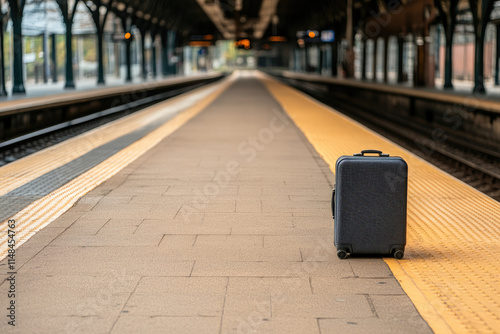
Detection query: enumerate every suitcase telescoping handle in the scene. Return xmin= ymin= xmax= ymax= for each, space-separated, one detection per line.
xmin=331 ymin=188 xmax=335 ymax=219
xmin=354 ymin=150 xmax=389 ymax=157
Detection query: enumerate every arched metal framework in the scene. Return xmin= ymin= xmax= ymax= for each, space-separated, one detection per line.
xmin=2 ymin=0 xmax=218 ymax=93
xmin=276 ymin=0 xmax=499 ymax=94
xmin=2 ymin=0 xmax=500 ymax=94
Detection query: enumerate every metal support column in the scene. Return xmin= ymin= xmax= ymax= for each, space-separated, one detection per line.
xmin=435 ymin=25 xmax=441 ymax=79
xmin=383 ymin=37 xmax=389 ymax=82
xmin=51 ymin=33 xmax=57 ymax=83
xmin=96 ymin=30 xmax=105 ymax=85
xmin=397 ymin=36 xmax=404 ymax=83
xmin=415 ymin=37 xmax=426 ymax=87
xmin=331 ymin=41 xmax=338 ymax=76
xmin=496 ymin=24 xmax=500 ymax=85
xmin=125 ymin=37 xmax=132 ymax=82
xmin=54 ymin=0 xmax=76 ymax=89
xmin=0 ymin=16 xmax=7 ymax=96
xmin=170 ymin=30 xmax=178 ymax=75
xmin=151 ymin=38 xmax=157 ymax=79
xmin=161 ymin=32 xmax=168 ymax=76
xmin=43 ymin=32 xmax=49 ymax=83
xmin=140 ymin=30 xmax=147 ymax=80
xmin=85 ymin=1 xmax=110 ymax=86
xmin=468 ymin=0 xmax=495 ymax=94
xmin=11 ymin=11 xmax=25 ymax=94
xmin=318 ymin=45 xmax=323 ymax=74
xmin=304 ymin=45 xmax=309 ymax=72
xmin=361 ymin=38 xmax=367 ymax=80
xmin=120 ymin=15 xmax=133 ymax=82
xmin=64 ymin=24 xmax=75 ymax=88
xmin=345 ymin=0 xmax=354 ymax=77
xmin=444 ymin=22 xmax=456 ymax=89
xmin=114 ymin=41 xmax=120 ymax=78
xmin=436 ymin=0 xmax=459 ymax=89
xmin=372 ymin=38 xmax=378 ymax=81
xmin=473 ymin=36 xmax=486 ymax=93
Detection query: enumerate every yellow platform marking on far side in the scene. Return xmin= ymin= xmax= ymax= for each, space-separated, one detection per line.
xmin=260 ymin=74 xmax=500 ymax=334
xmin=0 ymin=75 xmax=235 ymax=261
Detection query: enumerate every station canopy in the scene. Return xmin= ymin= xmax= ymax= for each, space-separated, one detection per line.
xmin=17 ymin=0 xmax=500 ymax=42
xmin=106 ymin=0 xmax=342 ymax=40
xmin=10 ymin=0 xmax=349 ymax=40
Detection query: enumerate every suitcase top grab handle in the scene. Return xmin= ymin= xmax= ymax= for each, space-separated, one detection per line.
xmin=354 ymin=150 xmax=389 ymax=157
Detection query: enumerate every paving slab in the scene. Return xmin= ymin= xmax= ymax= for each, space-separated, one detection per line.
xmin=222 ymin=316 xmax=320 ymax=334
xmin=123 ymin=277 xmax=227 ymax=317
xmin=111 ymin=316 xmax=221 ymax=334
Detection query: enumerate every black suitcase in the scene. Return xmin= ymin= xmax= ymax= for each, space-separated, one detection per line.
xmin=331 ymin=150 xmax=407 ymax=259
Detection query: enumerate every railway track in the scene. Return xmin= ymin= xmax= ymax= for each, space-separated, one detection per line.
xmin=0 ymin=83 xmax=206 ymax=167
xmin=290 ymin=83 xmax=500 ymax=202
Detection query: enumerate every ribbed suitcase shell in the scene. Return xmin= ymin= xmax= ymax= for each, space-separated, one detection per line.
xmin=333 ymin=151 xmax=407 ymax=258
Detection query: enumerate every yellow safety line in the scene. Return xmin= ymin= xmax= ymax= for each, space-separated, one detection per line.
xmin=259 ymin=73 xmax=500 ymax=334
xmin=0 ymin=75 xmax=234 ymax=260
xmin=0 ymin=78 xmax=225 ymax=197
xmin=386 ymin=258 xmax=453 ymax=334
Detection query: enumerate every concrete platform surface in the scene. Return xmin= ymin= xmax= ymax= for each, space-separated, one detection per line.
xmin=0 ymin=73 xmax=431 ymax=333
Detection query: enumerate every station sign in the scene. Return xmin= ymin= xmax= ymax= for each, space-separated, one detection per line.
xmin=24 ymin=53 xmax=36 ymax=63
xmin=190 ymin=34 xmax=215 ymax=41
xmin=269 ymin=36 xmax=287 ymax=42
xmin=296 ymin=30 xmax=334 ymax=43
xmin=112 ymin=32 xmax=134 ymax=42
xmin=189 ymin=41 xmax=214 ymax=47
xmin=235 ymin=39 xmax=251 ymax=49
xmin=321 ymin=30 xmax=335 ymax=42
xmin=189 ymin=34 xmax=215 ymax=46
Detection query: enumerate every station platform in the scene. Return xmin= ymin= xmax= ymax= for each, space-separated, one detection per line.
xmin=279 ymin=70 xmax=500 ymax=114
xmin=0 ymin=73 xmax=221 ymax=115
xmin=0 ymin=76 xmax=144 ymax=101
xmin=0 ymin=71 xmax=498 ymax=333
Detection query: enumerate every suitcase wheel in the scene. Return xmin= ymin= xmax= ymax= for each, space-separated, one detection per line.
xmin=337 ymin=249 xmax=348 ymax=259
xmin=393 ymin=250 xmax=404 ymax=259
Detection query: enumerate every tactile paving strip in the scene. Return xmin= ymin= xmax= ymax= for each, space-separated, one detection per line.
xmin=0 ymin=117 xmax=175 ymax=224
xmin=261 ymin=74 xmax=500 ymax=334
xmin=0 ymin=83 xmax=222 ymax=197
xmin=0 ymin=76 xmax=234 ymax=260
